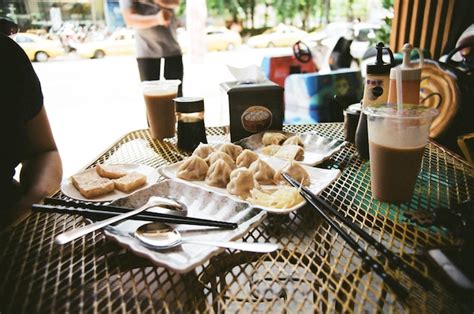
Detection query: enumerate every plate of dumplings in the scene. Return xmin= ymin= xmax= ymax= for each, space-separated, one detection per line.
xmin=234 ymin=131 xmax=346 ymax=166
xmin=158 ymin=143 xmax=341 ymax=214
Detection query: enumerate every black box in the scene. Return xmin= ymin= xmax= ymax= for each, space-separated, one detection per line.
xmin=220 ymin=80 xmax=284 ymax=142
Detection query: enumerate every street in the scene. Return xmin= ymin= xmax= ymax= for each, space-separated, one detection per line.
xmin=33 ymin=47 xmax=293 ymax=177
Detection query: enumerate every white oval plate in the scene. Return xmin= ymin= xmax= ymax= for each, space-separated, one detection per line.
xmin=61 ymin=163 xmax=160 ymax=202
xmin=103 ymin=180 xmax=266 ymax=273
xmin=158 ymin=156 xmax=340 ymax=214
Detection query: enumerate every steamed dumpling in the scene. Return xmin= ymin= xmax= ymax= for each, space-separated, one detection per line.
xmin=249 ymin=159 xmax=275 ymax=185
xmin=219 ymin=143 xmax=243 ymax=161
xmin=192 ymin=143 xmax=215 ymax=159
xmin=205 ymin=151 xmax=235 ymax=169
xmin=261 ymin=144 xmax=281 ymax=156
xmin=227 ymin=168 xmax=258 ymax=197
xmin=274 ymin=160 xmax=311 ymax=186
xmin=205 ymin=159 xmax=232 ymax=188
xmin=236 ymin=149 xmax=259 ymax=168
xmin=177 ymin=155 xmax=209 ymax=181
xmin=283 ymin=135 xmax=304 ymax=148
xmin=262 ymin=132 xmax=288 ymax=146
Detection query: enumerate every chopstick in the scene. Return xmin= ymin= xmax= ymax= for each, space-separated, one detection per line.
xmin=32 ymin=203 xmax=237 ymax=230
xmin=282 ymin=173 xmax=432 ymax=289
xmin=282 ymin=173 xmax=409 ymax=299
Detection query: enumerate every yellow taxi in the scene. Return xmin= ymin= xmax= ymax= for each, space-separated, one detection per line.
xmin=12 ymin=33 xmax=65 ymax=62
xmin=206 ymin=26 xmax=242 ymax=51
xmin=76 ymin=29 xmax=135 ymax=59
xmin=247 ymin=24 xmax=308 ymax=48
xmin=178 ymin=26 xmax=242 ymax=52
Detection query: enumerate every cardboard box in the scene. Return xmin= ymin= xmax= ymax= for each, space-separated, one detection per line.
xmin=220 ymin=80 xmax=284 ymax=142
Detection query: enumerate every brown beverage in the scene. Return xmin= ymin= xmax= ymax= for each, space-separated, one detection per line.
xmin=144 ymin=91 xmax=177 ymax=139
xmin=369 ymin=141 xmax=424 ymax=203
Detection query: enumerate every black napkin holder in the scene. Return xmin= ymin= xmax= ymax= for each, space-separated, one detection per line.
xmin=220 ymin=80 xmax=284 ymax=142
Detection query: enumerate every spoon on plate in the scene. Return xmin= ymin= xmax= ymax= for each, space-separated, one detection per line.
xmin=135 ymin=222 xmax=279 ymax=253
xmin=55 ymin=197 xmax=187 ymax=245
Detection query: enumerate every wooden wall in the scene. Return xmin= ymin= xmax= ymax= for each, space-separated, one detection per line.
xmin=390 ymin=0 xmax=456 ymax=59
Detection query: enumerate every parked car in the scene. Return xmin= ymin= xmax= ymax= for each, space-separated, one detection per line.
xmin=247 ymin=24 xmax=308 ymax=48
xmin=12 ymin=32 xmax=65 ymax=62
xmin=206 ymin=26 xmax=242 ymax=51
xmin=178 ymin=26 xmax=242 ymax=52
xmin=75 ymin=29 xmax=135 ymax=59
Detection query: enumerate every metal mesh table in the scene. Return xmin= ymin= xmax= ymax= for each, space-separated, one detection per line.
xmin=1 ymin=124 xmax=473 ymax=313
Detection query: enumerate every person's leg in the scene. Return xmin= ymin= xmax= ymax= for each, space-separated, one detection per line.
xmin=136 ymin=58 xmax=161 ymax=81
xmin=163 ymin=55 xmax=184 ymax=96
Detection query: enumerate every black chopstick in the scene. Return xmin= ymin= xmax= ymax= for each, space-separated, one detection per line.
xmin=282 ymin=173 xmax=409 ymax=299
xmin=32 ymin=204 xmax=237 ymax=230
xmin=43 ymin=197 xmax=182 ymax=215
xmin=282 ymin=173 xmax=433 ymax=290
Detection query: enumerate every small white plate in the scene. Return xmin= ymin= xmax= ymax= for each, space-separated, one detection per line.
xmin=61 ymin=163 xmax=160 ymax=202
xmin=234 ymin=131 xmax=347 ymax=166
xmin=158 ymin=157 xmax=340 ymax=214
xmin=103 ymin=180 xmax=266 ymax=273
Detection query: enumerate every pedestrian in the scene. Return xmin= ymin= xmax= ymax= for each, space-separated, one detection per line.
xmin=0 ymin=26 xmax=63 ymax=229
xmin=119 ymin=0 xmax=183 ymax=96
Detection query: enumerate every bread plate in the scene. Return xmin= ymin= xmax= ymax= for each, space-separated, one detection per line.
xmin=234 ymin=131 xmax=346 ymax=166
xmin=103 ymin=180 xmax=266 ymax=273
xmin=61 ymin=163 xmax=159 ymax=202
xmin=158 ymin=156 xmax=340 ymax=214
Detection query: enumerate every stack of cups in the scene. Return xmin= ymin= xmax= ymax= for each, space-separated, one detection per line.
xmin=141 ymin=80 xmax=181 ymax=140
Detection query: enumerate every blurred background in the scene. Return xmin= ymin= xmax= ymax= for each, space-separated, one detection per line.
xmin=3 ymin=0 xmax=472 ymax=175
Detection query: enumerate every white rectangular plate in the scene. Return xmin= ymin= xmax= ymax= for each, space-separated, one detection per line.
xmin=103 ymin=180 xmax=266 ymax=273
xmin=158 ymin=156 xmax=341 ymax=214
xmin=234 ymin=131 xmax=346 ymax=166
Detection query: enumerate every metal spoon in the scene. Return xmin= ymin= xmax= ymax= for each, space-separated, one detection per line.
xmin=55 ymin=197 xmax=187 ymax=245
xmin=135 ymin=222 xmax=279 ymax=253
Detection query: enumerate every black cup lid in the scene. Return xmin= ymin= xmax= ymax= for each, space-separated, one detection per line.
xmin=174 ymin=97 xmax=204 ymax=113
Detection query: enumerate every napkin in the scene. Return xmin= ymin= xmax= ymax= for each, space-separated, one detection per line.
xmin=227 ymin=65 xmax=266 ymax=84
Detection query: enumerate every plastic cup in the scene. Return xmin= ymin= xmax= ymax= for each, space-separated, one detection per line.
xmin=364 ymin=106 xmax=438 ymax=203
xmin=142 ymin=80 xmax=181 ymax=140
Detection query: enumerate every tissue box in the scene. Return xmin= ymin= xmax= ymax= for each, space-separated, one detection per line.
xmin=220 ymin=80 xmax=284 ymax=142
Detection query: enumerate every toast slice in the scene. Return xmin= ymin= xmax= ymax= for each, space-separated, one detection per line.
xmin=114 ymin=171 xmax=147 ymax=193
xmin=71 ymin=170 xmax=115 ymax=198
xmin=96 ymin=164 xmax=127 ymax=179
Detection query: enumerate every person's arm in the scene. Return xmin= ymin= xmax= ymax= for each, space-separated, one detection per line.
xmin=16 ymin=106 xmax=62 ymax=212
xmin=154 ymin=0 xmax=179 ymax=9
xmin=121 ymin=6 xmax=170 ymax=29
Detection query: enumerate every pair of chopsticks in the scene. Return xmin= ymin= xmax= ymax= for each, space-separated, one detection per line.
xmin=32 ymin=198 xmax=237 ymax=230
xmin=282 ymin=173 xmax=433 ymax=299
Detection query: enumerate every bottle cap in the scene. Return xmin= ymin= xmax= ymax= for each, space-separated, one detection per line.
xmin=389 ymin=43 xmax=424 ymax=80
xmin=174 ymin=97 xmax=204 ymax=113
xmin=366 ymin=42 xmax=395 ymax=75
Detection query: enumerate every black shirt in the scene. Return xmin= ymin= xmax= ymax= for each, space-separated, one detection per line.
xmin=0 ymin=34 xmax=43 ymax=203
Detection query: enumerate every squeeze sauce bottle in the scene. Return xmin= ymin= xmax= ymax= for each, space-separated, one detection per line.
xmin=355 ymin=42 xmax=395 ymax=159
xmin=387 ymin=43 xmax=424 ymax=106
xmin=361 ymin=42 xmax=395 ymax=107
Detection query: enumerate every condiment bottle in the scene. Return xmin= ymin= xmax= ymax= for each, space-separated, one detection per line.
xmin=387 ymin=43 xmax=424 ymax=106
xmin=356 ymin=43 xmax=395 ymax=159
xmin=174 ymin=97 xmax=207 ymax=153
xmin=361 ymin=42 xmax=395 ymax=107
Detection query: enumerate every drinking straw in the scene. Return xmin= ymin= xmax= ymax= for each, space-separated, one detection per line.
xmin=160 ymin=57 xmax=165 ymax=80
xmin=396 ymin=66 xmax=403 ymax=111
